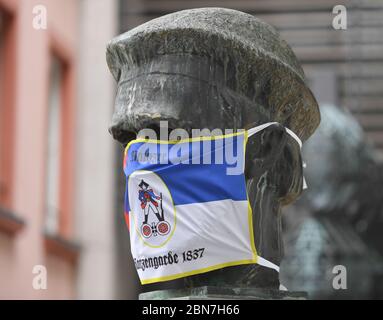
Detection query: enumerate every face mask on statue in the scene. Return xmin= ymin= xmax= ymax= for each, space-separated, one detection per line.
xmin=122 ymin=122 xmax=305 ymax=284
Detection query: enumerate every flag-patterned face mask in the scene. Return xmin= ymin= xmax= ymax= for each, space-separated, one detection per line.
xmin=122 ymin=122 xmax=304 ymax=284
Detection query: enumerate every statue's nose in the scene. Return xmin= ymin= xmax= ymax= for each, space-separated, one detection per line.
xmin=108 ymin=121 xmax=136 ymax=146
xmin=109 ymin=117 xmax=178 ymax=145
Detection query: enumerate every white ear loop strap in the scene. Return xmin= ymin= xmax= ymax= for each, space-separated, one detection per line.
xmin=247 ymin=122 xmax=307 ymax=272
xmin=257 ymin=256 xmax=280 ymax=272
xmin=247 ymin=121 xmax=279 ymax=137
xmin=247 ymin=121 xmax=303 ymax=148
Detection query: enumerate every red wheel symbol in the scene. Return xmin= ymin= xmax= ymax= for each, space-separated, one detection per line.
xmin=157 ymin=221 xmax=170 ymax=236
xmin=141 ymin=224 xmax=152 ymax=238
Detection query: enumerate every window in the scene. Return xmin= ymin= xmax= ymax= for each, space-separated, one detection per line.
xmin=44 ymin=50 xmax=75 ymax=240
xmin=45 ymin=57 xmax=63 ymax=235
xmin=43 ymin=50 xmax=78 ymax=260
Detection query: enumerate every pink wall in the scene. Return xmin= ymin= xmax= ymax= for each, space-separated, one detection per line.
xmin=0 ymin=0 xmax=78 ymax=299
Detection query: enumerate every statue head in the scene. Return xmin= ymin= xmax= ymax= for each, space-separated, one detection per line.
xmin=298 ymin=104 xmax=383 ymax=224
xmin=107 ymin=8 xmax=320 ymax=289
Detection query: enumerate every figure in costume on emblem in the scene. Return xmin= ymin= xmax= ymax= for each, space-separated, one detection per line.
xmin=139 ymin=179 xmax=162 ymax=223
xmin=138 ymin=179 xmax=170 ymax=238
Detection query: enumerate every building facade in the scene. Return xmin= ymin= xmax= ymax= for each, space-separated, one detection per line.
xmin=0 ymin=0 xmax=119 ymax=299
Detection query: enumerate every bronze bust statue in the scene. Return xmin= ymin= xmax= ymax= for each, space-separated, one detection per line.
xmin=107 ymin=8 xmax=320 ymax=291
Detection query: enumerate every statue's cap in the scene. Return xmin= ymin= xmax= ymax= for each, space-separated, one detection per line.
xmin=106 ymin=7 xmax=320 ymax=141
xmin=139 ymin=180 xmax=149 ymax=189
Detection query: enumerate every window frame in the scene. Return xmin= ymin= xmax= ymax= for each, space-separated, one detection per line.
xmin=0 ymin=4 xmax=16 ymax=209
xmin=43 ymin=36 xmax=75 ymax=240
xmin=0 ymin=1 xmax=25 ymax=235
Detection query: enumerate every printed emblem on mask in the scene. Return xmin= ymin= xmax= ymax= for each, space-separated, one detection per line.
xmin=128 ymin=170 xmax=176 ymax=248
xmin=138 ymin=179 xmax=170 ymax=238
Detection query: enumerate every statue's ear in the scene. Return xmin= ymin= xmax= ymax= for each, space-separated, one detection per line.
xmin=258 ymin=124 xmax=288 ymax=168
xmin=274 ymin=136 xmax=303 ymax=205
xmin=245 ymin=123 xmax=288 ymax=174
xmin=245 ymin=123 xmax=303 ymax=204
